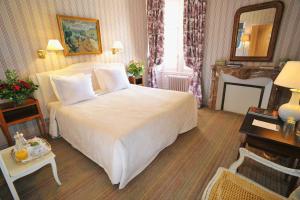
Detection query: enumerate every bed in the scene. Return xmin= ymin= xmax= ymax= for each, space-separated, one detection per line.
xmin=34 ymin=62 xmax=198 ymax=189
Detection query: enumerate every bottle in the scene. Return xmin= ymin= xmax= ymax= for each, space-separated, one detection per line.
xmin=14 ymin=132 xmax=28 ymax=161
xmin=19 ymin=133 xmax=27 ymax=146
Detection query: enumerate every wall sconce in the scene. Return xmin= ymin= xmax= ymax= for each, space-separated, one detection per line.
xmin=37 ymin=39 xmax=64 ymax=58
xmin=241 ymin=34 xmax=250 ymax=43
xmin=111 ymin=41 xmax=123 ymax=54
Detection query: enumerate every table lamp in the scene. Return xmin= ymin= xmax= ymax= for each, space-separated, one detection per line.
xmin=274 ymin=61 xmax=300 ymax=121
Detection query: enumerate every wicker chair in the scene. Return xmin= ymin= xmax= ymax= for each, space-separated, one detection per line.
xmin=202 ymin=148 xmax=300 ymax=200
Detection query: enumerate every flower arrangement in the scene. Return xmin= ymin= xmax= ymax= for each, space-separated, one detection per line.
xmin=127 ymin=60 xmax=145 ymax=78
xmin=0 ymin=69 xmax=38 ymax=105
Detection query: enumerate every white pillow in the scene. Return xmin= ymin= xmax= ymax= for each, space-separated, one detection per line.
xmin=50 ymin=74 xmax=96 ymax=105
xmin=50 ymin=75 xmax=63 ymax=101
xmin=94 ymin=67 xmax=130 ymax=92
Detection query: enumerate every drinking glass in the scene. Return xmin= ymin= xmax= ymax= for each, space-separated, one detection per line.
xmin=283 ymin=117 xmax=296 ymax=136
xmin=296 ymin=121 xmax=300 ymax=137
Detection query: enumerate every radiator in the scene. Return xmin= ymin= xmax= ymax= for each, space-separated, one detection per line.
xmin=167 ymin=75 xmax=190 ymax=92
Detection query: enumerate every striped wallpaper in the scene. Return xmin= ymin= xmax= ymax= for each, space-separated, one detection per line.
xmin=0 ymin=0 xmax=147 ymax=147
xmin=1 ymin=0 xmax=300 ymax=103
xmin=0 ymin=0 xmax=148 ymax=79
xmin=202 ymin=0 xmax=300 ymax=104
xmin=0 ymin=0 xmax=300 ymax=147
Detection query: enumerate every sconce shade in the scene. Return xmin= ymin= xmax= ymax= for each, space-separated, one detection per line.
xmin=112 ymin=41 xmax=123 ymax=49
xmin=111 ymin=41 xmax=123 ymax=54
xmin=274 ymin=61 xmax=300 ymax=90
xmin=46 ymin=39 xmax=64 ymax=51
xmin=241 ymin=34 xmax=250 ymax=42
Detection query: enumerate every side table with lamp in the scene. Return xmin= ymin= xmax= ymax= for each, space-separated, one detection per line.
xmin=238 ymin=61 xmax=300 ymax=195
xmin=239 ymin=110 xmax=300 ymax=195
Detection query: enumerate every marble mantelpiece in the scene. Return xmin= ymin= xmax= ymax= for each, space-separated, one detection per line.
xmin=208 ymin=65 xmax=280 ymax=110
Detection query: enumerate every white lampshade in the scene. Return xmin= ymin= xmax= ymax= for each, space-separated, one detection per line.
xmin=46 ymin=39 xmax=64 ymax=51
xmin=274 ymin=61 xmax=300 ymax=90
xmin=112 ymin=41 xmax=123 ymax=49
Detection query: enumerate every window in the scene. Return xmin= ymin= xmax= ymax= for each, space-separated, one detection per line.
xmin=163 ymin=0 xmax=192 ymax=73
xmin=236 ymin=23 xmax=245 ymax=48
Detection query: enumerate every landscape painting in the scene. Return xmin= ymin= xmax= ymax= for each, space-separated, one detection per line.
xmin=57 ymin=15 xmax=102 ymax=56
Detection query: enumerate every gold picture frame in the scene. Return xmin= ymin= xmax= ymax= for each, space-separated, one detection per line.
xmin=57 ymin=15 xmax=102 ymax=56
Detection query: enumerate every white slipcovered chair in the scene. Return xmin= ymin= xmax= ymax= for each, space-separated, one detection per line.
xmin=202 ymin=148 xmax=300 ymax=200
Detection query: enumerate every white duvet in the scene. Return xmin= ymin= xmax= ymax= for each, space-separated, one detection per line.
xmin=48 ymin=85 xmax=197 ymax=188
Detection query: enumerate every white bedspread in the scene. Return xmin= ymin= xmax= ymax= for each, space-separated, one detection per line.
xmin=48 ymin=85 xmax=197 ymax=188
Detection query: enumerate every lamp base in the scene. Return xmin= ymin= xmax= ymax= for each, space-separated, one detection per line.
xmin=278 ymin=89 xmax=300 ymax=121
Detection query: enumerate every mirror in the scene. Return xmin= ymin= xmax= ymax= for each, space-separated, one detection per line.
xmin=230 ymin=1 xmax=284 ymax=61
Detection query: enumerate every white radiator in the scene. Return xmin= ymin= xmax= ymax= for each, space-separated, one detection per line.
xmin=167 ymin=75 xmax=190 ymax=92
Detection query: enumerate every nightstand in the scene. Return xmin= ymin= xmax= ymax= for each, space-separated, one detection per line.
xmin=239 ymin=113 xmax=300 ymax=158
xmin=239 ymin=112 xmax=300 ymax=195
xmin=0 ymin=146 xmax=61 ymax=200
xmin=0 ymin=98 xmax=46 ymax=146
xmin=128 ymin=76 xmax=144 ymax=86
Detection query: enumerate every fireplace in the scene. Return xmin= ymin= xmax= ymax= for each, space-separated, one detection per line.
xmin=208 ymin=65 xmax=280 ymax=114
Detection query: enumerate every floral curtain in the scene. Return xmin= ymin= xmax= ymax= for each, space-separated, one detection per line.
xmin=183 ymin=0 xmax=206 ymax=106
xmin=147 ymin=0 xmax=165 ymax=88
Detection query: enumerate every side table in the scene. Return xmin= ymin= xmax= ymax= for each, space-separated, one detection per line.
xmin=239 ymin=112 xmax=300 ymax=195
xmin=128 ymin=76 xmax=144 ymax=86
xmin=0 ymin=98 xmax=46 ymax=146
xmin=0 ymin=147 xmax=61 ymax=200
xmin=239 ymin=113 xmax=300 ymax=158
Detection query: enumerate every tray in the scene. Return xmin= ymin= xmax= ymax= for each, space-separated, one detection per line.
xmin=11 ymin=138 xmax=51 ymax=164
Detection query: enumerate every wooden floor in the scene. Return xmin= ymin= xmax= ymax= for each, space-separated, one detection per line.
xmin=0 ymin=108 xmax=288 ymax=200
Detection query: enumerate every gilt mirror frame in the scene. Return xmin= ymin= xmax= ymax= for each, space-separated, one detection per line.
xmin=230 ymin=1 xmax=284 ymax=62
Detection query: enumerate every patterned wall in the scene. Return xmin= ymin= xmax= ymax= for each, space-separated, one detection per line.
xmin=0 ymin=0 xmax=147 ymax=148
xmin=0 ymin=0 xmax=147 ymax=79
xmin=202 ymin=0 xmax=300 ymax=104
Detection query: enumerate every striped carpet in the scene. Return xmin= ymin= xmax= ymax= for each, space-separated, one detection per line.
xmin=0 ymin=108 xmax=290 ymax=199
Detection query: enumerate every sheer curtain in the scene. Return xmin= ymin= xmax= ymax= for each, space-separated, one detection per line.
xmin=162 ymin=0 xmax=192 ymax=74
xmin=152 ymin=0 xmax=206 ymax=101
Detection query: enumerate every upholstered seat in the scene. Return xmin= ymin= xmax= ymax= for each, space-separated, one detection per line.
xmin=202 ymin=148 xmax=300 ymax=200
xmin=206 ymin=168 xmax=284 ymax=200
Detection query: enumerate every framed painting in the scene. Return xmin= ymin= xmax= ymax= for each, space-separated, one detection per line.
xmin=57 ymin=15 xmax=102 ymax=56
